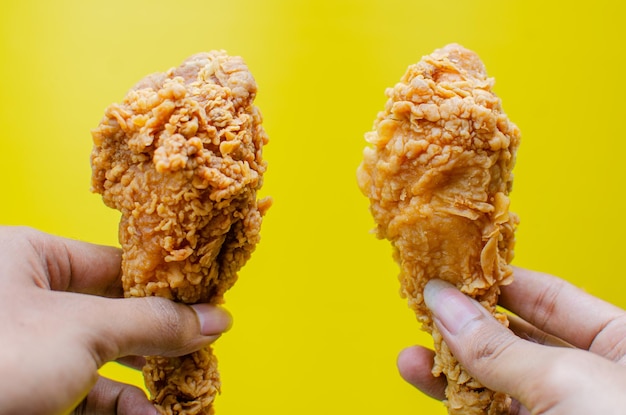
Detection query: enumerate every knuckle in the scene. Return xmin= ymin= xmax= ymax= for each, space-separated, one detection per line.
xmin=470 ymin=330 xmax=515 ymax=370
xmin=455 ymin=316 xmax=518 ymax=376
xmin=149 ymin=297 xmax=186 ymax=336
xmin=146 ymin=297 xmax=200 ymax=354
xmin=590 ymin=314 xmax=626 ymax=361
xmin=528 ymin=282 xmax=562 ymax=331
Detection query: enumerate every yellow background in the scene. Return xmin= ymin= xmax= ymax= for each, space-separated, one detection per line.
xmin=1 ymin=1 xmax=625 ymax=414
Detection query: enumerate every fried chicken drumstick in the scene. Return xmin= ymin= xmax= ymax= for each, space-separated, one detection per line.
xmin=357 ymin=44 xmax=520 ymax=414
xmin=91 ymin=51 xmax=270 ymax=415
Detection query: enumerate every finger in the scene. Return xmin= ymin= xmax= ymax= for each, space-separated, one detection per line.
xmin=77 ymin=296 xmax=233 ymax=365
xmin=424 ymin=279 xmax=561 ymax=404
xmin=500 ymin=267 xmax=624 ymax=350
xmin=116 ymin=355 xmax=147 ymax=370
xmin=72 ymin=376 xmax=157 ymax=415
xmin=54 ymin=237 xmax=123 ymax=297
xmin=507 ymin=314 xmax=574 ymax=349
xmin=509 ymin=400 xmax=531 ymax=415
xmin=397 ymin=344 xmax=530 ymax=415
xmin=397 ymin=345 xmax=446 ymax=400
xmin=1 ymin=226 xmax=123 ymax=297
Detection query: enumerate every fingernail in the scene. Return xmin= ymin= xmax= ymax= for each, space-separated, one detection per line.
xmin=424 ymin=279 xmax=483 ymax=335
xmin=190 ymin=304 xmax=233 ymax=336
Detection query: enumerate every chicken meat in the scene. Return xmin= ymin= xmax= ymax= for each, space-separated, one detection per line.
xmin=91 ymin=51 xmax=270 ymax=415
xmin=357 ymin=44 xmax=520 ymax=415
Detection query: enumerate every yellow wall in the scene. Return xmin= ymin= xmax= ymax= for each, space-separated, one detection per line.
xmin=1 ymin=1 xmax=624 ymax=414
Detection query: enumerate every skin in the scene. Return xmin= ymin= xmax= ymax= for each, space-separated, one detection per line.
xmin=397 ymin=268 xmax=626 ymax=415
xmin=0 ymin=226 xmax=233 ymax=415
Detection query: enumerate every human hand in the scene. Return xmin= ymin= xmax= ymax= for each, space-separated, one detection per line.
xmin=397 ymin=267 xmax=626 ymax=414
xmin=0 ymin=226 xmax=232 ymax=415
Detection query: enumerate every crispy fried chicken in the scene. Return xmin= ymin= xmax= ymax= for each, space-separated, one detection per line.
xmin=357 ymin=44 xmax=520 ymax=415
xmin=91 ymin=51 xmax=270 ymax=415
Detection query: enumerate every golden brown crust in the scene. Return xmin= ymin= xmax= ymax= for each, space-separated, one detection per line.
xmin=91 ymin=51 xmax=270 ymax=414
xmin=358 ymin=44 xmax=520 ymax=415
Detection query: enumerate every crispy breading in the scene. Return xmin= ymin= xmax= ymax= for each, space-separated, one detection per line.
xmin=91 ymin=51 xmax=270 ymax=415
xmin=357 ymin=44 xmax=520 ymax=415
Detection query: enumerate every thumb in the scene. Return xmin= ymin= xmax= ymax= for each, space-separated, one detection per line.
xmin=78 ymin=295 xmax=233 ymax=365
xmin=423 ymin=279 xmax=552 ymax=404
